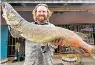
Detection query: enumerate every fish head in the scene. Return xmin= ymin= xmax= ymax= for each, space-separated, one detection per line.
xmin=2 ymin=2 xmax=13 ymax=18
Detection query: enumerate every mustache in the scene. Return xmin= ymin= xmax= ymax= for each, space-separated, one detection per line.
xmin=38 ymin=15 xmax=45 ymax=17
xmin=36 ymin=15 xmax=48 ymax=20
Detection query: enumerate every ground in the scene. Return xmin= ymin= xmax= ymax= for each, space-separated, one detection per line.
xmin=1 ymin=55 xmax=95 ymax=65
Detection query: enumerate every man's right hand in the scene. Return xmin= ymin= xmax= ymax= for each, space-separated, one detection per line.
xmin=55 ymin=39 xmax=64 ymax=46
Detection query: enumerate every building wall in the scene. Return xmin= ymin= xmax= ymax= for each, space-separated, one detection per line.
xmin=1 ymin=25 xmax=8 ymax=59
xmin=50 ymin=12 xmax=95 ymax=25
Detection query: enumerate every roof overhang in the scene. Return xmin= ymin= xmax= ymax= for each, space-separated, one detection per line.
xmin=1 ymin=0 xmax=95 ymax=3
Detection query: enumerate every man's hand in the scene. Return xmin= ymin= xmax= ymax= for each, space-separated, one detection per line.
xmin=55 ymin=39 xmax=64 ymax=46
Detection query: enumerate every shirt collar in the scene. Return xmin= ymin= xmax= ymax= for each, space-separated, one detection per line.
xmin=34 ymin=21 xmax=49 ymax=25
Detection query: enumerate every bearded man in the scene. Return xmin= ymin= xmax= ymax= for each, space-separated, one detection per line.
xmin=22 ymin=4 xmax=63 ymax=65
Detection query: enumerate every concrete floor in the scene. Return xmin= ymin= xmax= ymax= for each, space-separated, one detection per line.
xmin=1 ymin=56 xmax=95 ymax=65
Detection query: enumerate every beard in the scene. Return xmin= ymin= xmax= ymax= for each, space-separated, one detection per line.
xmin=36 ymin=15 xmax=48 ymax=22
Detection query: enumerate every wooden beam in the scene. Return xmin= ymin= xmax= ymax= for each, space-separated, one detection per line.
xmin=1 ymin=4 xmax=95 ymax=12
xmin=13 ymin=4 xmax=95 ymax=11
xmin=14 ymin=7 xmax=95 ymax=12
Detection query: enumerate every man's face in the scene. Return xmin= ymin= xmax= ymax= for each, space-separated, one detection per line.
xmin=36 ymin=6 xmax=48 ymax=22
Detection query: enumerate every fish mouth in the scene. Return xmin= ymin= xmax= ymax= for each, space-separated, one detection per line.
xmin=2 ymin=2 xmax=6 ymax=11
xmin=2 ymin=2 xmax=12 ymax=12
xmin=2 ymin=3 xmax=5 ymax=9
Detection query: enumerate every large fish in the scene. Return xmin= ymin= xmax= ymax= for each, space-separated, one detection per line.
xmin=2 ymin=2 xmax=95 ymax=58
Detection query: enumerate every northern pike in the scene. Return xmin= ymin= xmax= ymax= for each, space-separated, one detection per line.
xmin=2 ymin=2 xmax=95 ymax=58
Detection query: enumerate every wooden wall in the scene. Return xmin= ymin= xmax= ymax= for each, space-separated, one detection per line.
xmin=1 ymin=11 xmax=95 ymax=25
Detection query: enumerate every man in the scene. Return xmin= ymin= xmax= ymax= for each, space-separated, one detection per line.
xmin=23 ymin=4 xmax=63 ymax=65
